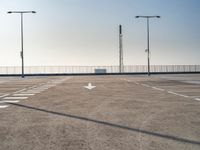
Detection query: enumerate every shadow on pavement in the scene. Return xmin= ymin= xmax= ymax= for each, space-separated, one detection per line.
xmin=9 ymin=103 xmax=200 ymax=146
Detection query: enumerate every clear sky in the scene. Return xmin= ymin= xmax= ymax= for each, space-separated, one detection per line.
xmin=0 ymin=0 xmax=200 ymax=66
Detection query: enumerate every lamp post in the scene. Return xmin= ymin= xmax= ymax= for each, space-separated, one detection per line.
xmin=8 ymin=11 xmax=36 ymax=78
xmin=135 ymin=16 xmax=160 ymax=76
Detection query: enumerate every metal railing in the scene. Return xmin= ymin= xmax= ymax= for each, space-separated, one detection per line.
xmin=0 ymin=65 xmax=200 ymax=75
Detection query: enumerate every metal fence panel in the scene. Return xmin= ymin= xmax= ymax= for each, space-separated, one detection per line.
xmin=0 ymin=65 xmax=199 ymax=75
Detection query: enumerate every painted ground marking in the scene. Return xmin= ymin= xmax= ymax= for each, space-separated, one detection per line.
xmin=0 ymin=94 xmax=10 ymax=98
xmin=13 ymin=89 xmax=27 ymax=94
xmin=167 ymin=91 xmax=189 ymax=98
xmin=152 ymin=87 xmax=165 ymax=91
xmin=0 ymin=100 xmax=19 ymax=103
xmin=194 ymin=98 xmax=200 ymax=101
xmin=0 ymin=105 xmax=9 ymax=108
xmin=13 ymin=93 xmax=35 ymax=96
xmin=141 ymin=84 xmax=150 ymax=87
xmin=3 ymin=97 xmax=28 ymax=100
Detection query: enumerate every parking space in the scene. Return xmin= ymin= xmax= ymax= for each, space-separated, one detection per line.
xmin=0 ymin=75 xmax=200 ymax=150
xmin=0 ymin=77 xmax=71 ymax=109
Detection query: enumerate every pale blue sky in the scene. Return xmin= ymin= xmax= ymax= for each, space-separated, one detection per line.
xmin=0 ymin=0 xmax=200 ymax=66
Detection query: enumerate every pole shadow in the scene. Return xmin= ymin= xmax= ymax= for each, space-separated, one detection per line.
xmin=8 ymin=103 xmax=200 ymax=146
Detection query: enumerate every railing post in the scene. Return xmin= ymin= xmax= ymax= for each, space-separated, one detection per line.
xmin=195 ymin=65 xmax=197 ymax=72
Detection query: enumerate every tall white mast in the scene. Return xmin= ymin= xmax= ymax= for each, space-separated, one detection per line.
xmin=119 ymin=24 xmax=124 ymax=73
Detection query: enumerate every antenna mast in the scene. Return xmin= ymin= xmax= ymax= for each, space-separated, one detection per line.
xmin=119 ymin=24 xmax=124 ymax=73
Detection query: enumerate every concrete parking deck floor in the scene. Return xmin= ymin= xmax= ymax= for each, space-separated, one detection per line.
xmin=0 ymin=75 xmax=200 ymax=150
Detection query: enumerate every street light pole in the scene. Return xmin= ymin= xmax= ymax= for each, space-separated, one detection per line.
xmin=8 ymin=11 xmax=36 ymax=78
xmin=20 ymin=13 xmax=24 ymax=78
xmin=135 ymin=16 xmax=160 ymax=76
xmin=147 ymin=17 xmax=150 ymax=76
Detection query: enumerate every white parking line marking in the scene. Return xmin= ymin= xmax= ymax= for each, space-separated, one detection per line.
xmin=13 ymin=94 xmax=35 ymax=96
xmin=30 ymin=89 xmax=46 ymax=91
xmin=13 ymin=88 xmax=27 ymax=94
xmin=3 ymin=97 xmax=28 ymax=100
xmin=190 ymin=96 xmax=200 ymax=98
xmin=195 ymin=98 xmax=200 ymax=101
xmin=38 ymin=86 xmax=48 ymax=89
xmin=21 ymin=91 xmax=41 ymax=94
xmin=0 ymin=78 xmax=69 ymax=102
xmin=141 ymin=84 xmax=150 ymax=87
xmin=167 ymin=91 xmax=189 ymax=98
xmin=39 ymin=83 xmax=46 ymax=86
xmin=28 ymin=85 xmax=38 ymax=89
xmin=34 ymin=87 xmax=49 ymax=90
xmin=0 ymin=100 xmax=19 ymax=103
xmin=0 ymin=94 xmax=10 ymax=98
xmin=152 ymin=87 xmax=165 ymax=91
xmin=43 ymin=84 xmax=55 ymax=86
xmin=0 ymin=105 xmax=9 ymax=108
xmin=29 ymin=90 xmax=45 ymax=93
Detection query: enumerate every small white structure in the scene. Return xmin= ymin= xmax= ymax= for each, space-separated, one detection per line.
xmin=95 ymin=69 xmax=107 ymax=74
